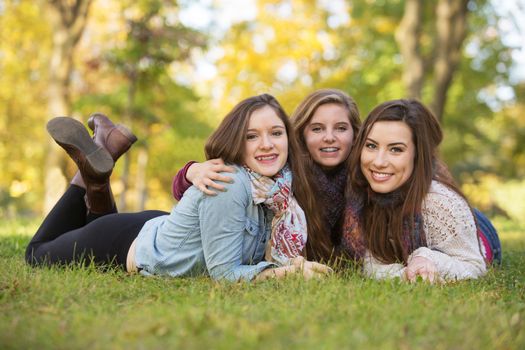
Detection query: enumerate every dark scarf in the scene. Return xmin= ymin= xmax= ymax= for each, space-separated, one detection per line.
xmin=311 ymin=163 xmax=347 ymax=238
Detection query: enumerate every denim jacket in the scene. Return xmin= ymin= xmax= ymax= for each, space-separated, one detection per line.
xmin=134 ymin=165 xmax=276 ymax=281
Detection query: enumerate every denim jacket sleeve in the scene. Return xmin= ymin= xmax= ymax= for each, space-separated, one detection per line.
xmin=198 ymin=171 xmax=275 ymax=282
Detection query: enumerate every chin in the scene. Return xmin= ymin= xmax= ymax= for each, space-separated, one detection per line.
xmin=370 ymin=188 xmax=391 ymax=194
xmin=250 ymin=164 xmax=281 ymax=177
xmin=320 ymin=160 xmax=342 ymax=169
xmin=367 ymin=182 xmax=392 ymax=194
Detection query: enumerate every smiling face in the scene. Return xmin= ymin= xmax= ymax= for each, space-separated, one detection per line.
xmin=303 ymin=103 xmax=354 ymax=170
xmin=360 ymin=121 xmax=415 ymax=193
xmin=243 ymin=105 xmax=288 ymax=176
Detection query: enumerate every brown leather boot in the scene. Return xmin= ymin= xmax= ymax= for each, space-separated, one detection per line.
xmin=87 ymin=113 xmax=137 ymax=161
xmin=47 ymin=117 xmax=115 ymax=214
xmin=69 ymin=114 xmax=137 ymax=190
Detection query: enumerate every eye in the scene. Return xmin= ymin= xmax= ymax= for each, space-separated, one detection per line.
xmin=390 ymin=146 xmax=404 ymax=153
xmin=365 ymin=142 xmax=377 ymax=150
xmin=272 ymin=130 xmax=284 ymax=137
xmin=336 ymin=125 xmax=349 ymax=132
xmin=310 ymin=125 xmax=322 ymax=133
xmin=246 ymin=133 xmax=258 ymax=140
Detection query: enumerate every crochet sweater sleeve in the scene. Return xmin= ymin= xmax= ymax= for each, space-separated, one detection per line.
xmin=409 ymin=181 xmax=487 ymax=281
xmin=363 ymin=181 xmax=487 ymax=282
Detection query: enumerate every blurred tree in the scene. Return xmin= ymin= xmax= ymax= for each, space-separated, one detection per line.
xmin=43 ymin=0 xmax=93 ymax=214
xmin=0 ymin=0 xmax=522 ymax=216
xmin=210 ymin=0 xmax=518 ymax=181
xmin=110 ymin=0 xmax=207 ymax=211
xmin=396 ymin=0 xmax=469 ymax=121
xmin=74 ymin=0 xmax=208 ymax=211
xmin=0 ymin=1 xmax=52 ymax=216
xmin=213 ymin=0 xmax=348 ymax=116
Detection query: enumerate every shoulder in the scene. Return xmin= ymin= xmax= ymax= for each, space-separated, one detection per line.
xmin=423 ymin=180 xmax=469 ymax=212
xmin=203 ymin=165 xmax=252 ymax=205
xmin=224 ymin=165 xmax=251 ymax=195
xmin=422 ymin=180 xmax=475 ymax=241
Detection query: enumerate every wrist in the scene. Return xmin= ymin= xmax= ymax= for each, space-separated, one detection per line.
xmin=182 ymin=161 xmax=197 ymax=184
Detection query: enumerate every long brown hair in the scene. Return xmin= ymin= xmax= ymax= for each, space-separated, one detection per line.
xmin=205 ymin=93 xmax=309 ymax=236
xmin=205 ymin=94 xmax=290 ymax=163
xmin=291 ymin=89 xmax=361 ymax=262
xmin=349 ymin=99 xmax=464 ymax=264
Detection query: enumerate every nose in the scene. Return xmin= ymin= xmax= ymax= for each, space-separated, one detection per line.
xmin=260 ymin=134 xmax=274 ymax=150
xmin=323 ymin=129 xmax=335 ymax=143
xmin=372 ymin=150 xmax=388 ymax=168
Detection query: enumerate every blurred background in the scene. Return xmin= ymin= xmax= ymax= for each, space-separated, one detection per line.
xmin=0 ymin=0 xmax=524 ymax=224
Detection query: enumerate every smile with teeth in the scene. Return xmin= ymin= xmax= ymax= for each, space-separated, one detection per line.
xmin=371 ymin=170 xmax=393 ymax=181
xmin=320 ymin=147 xmax=339 ymax=152
xmin=255 ymin=154 xmax=278 ymax=162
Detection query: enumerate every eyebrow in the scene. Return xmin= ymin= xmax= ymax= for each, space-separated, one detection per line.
xmin=247 ymin=125 xmax=286 ymax=132
xmin=366 ymin=137 xmax=407 ymax=147
xmin=309 ymin=121 xmax=350 ymax=126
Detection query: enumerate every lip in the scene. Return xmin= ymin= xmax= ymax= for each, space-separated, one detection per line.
xmin=370 ymin=170 xmax=393 ymax=182
xmin=319 ymin=147 xmax=341 ymax=158
xmin=320 ymin=147 xmax=339 ymax=153
xmin=255 ymin=154 xmax=279 ymax=164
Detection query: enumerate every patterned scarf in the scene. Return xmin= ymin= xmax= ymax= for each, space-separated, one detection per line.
xmin=244 ymin=164 xmax=307 ymax=266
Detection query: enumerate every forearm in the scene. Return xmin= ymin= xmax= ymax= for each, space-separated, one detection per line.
xmin=210 ymin=261 xmax=277 ymax=282
xmin=254 ymin=265 xmax=297 ymax=281
xmin=409 ymin=247 xmax=486 ymax=281
xmin=363 ymin=251 xmax=406 ymax=280
xmin=254 ymin=257 xmax=333 ymax=281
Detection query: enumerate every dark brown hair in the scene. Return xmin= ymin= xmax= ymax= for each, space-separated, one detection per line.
xmin=205 ymin=95 xmax=310 ymax=256
xmin=205 ymin=94 xmax=290 ymax=163
xmin=291 ymin=89 xmax=361 ymax=262
xmin=349 ymin=99 xmax=463 ymax=264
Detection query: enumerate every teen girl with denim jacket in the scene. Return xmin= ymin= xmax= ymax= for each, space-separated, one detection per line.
xmin=26 ymin=94 xmax=331 ymax=281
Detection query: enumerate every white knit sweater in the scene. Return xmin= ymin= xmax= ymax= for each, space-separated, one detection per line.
xmin=363 ymin=180 xmax=487 ymax=282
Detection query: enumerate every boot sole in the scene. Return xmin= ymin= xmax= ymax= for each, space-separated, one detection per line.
xmin=47 ymin=117 xmax=114 ymax=176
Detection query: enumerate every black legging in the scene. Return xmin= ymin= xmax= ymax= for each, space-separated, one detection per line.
xmin=25 ymin=185 xmax=167 ymax=269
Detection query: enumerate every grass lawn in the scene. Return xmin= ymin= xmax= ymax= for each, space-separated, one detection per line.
xmin=0 ymin=217 xmax=524 ymax=349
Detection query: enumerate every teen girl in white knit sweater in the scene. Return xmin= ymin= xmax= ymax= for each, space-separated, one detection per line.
xmin=342 ymin=99 xmax=501 ymax=283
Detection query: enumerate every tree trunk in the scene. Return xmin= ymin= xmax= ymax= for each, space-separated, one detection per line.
xmin=395 ymin=0 xmax=425 ymax=100
xmin=43 ymin=0 xmax=92 ymax=213
xmin=118 ymin=71 xmax=138 ymax=211
xmin=395 ymin=0 xmax=469 ymax=122
xmin=431 ymin=0 xmax=469 ymax=121
xmin=136 ymin=146 xmax=149 ymax=211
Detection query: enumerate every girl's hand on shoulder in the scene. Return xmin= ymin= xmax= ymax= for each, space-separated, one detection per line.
xmin=187 ymin=158 xmax=236 ymax=196
xmin=404 ymin=255 xmax=439 ymax=284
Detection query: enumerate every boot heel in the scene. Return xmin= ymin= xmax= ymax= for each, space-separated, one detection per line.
xmin=86 ymin=147 xmax=114 ymax=175
xmin=116 ymin=124 xmax=138 ymax=144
